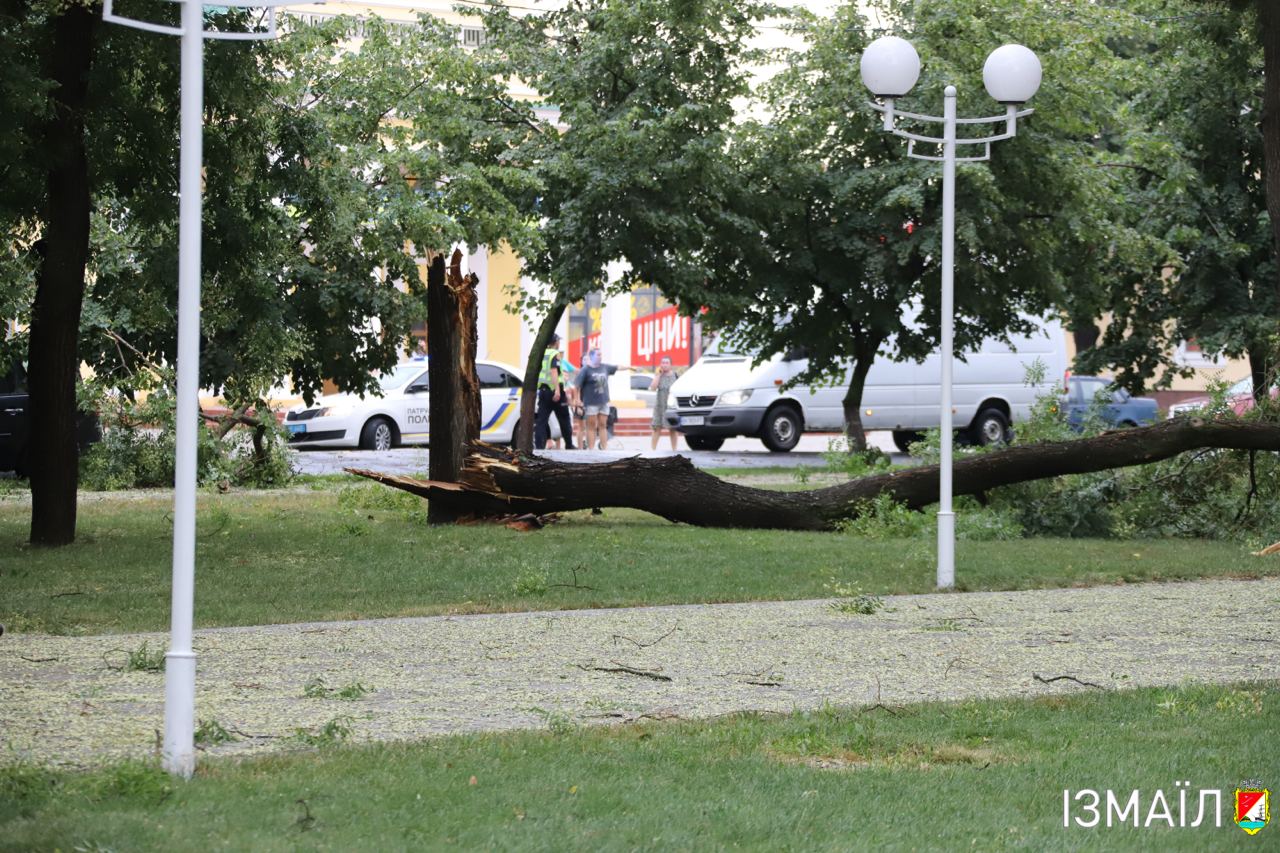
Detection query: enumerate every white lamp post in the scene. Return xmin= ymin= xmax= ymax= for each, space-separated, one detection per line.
xmin=860 ymin=38 xmax=1041 ymax=590
xmin=102 ymin=0 xmax=288 ymax=778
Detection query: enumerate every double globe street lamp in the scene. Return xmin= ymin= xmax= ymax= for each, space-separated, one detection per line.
xmin=859 ymin=36 xmax=1042 ymax=590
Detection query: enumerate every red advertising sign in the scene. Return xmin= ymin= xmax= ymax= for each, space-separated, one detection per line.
xmin=632 ymin=305 xmax=691 ymax=367
xmin=567 ymin=332 xmax=601 ymax=369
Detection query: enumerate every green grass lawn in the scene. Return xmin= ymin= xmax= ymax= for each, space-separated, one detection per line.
xmin=1 ymin=482 xmax=1275 ymax=635
xmin=2 ymin=682 xmax=1274 ymax=851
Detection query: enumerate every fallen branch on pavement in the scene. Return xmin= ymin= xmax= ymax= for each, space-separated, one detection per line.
xmin=1033 ymin=672 xmax=1105 ymax=690
xmin=577 ymin=661 xmax=673 ymax=682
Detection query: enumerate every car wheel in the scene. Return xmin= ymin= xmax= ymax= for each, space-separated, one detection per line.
xmin=760 ymin=406 xmax=802 ymax=452
xmin=892 ymin=430 xmax=923 ymax=454
xmin=969 ymin=408 xmax=1010 ymax=447
xmin=685 ymin=436 xmax=724 ymax=451
xmin=359 ymin=418 xmax=395 ymax=451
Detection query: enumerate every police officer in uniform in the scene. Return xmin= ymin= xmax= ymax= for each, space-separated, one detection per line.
xmin=534 ymin=333 xmax=575 ymax=450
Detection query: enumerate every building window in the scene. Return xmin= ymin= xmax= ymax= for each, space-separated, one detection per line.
xmin=1174 ymin=338 xmax=1223 ymax=367
xmin=460 ymin=25 xmax=486 ymax=48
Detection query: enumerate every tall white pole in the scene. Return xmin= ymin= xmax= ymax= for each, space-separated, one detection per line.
xmin=936 ymin=85 xmax=956 ymax=590
xmin=163 ymin=0 xmax=204 ymax=778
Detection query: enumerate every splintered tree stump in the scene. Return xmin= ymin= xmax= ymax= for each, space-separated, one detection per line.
xmin=426 ymin=249 xmax=481 ymax=524
xmin=349 ymin=417 xmax=1280 ymax=531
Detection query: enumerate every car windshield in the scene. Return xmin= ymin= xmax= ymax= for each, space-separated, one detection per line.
xmin=377 ymin=364 xmax=425 ymax=392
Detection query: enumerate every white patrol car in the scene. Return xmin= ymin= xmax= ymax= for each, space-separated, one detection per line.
xmin=284 ymin=359 xmax=548 ymax=450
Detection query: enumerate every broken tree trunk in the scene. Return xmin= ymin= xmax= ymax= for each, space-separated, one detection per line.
xmin=350 ymin=417 xmax=1280 ymax=531
xmin=426 ymin=248 xmax=482 ymax=524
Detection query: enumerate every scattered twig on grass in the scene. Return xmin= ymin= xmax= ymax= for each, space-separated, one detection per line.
xmin=611 ymin=624 xmax=678 ymax=649
xmin=576 ymin=661 xmax=673 ymax=682
xmin=295 ymin=798 xmax=316 ymax=832
xmin=1033 ymin=672 xmax=1105 ymax=690
xmin=548 ymin=565 xmax=597 ymax=591
xmin=48 ymin=590 xmax=85 ymax=598
xmin=744 ymin=679 xmax=784 ymax=687
xmin=233 ymin=682 xmax=264 ymax=690
xmin=20 ymin=655 xmax=59 ymax=663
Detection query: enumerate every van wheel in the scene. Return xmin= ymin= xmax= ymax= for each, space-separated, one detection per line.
xmin=969 ymin=408 xmax=1010 ymax=447
xmin=892 ymin=430 xmax=923 ymax=454
xmin=760 ymin=406 xmax=802 ymax=452
xmin=685 ymin=436 xmax=724 ymax=451
xmin=360 ymin=418 xmax=395 ymax=451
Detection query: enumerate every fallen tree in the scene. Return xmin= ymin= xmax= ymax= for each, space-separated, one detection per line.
xmin=348 ymin=417 xmax=1280 ymax=531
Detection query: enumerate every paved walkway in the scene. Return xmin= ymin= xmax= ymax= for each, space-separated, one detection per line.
xmin=3 ymin=578 xmax=1276 ymax=768
xmin=289 ymin=431 xmax=907 ymax=476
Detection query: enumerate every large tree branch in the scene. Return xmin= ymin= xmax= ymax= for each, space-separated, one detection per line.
xmin=350 ymin=417 xmax=1280 ymax=531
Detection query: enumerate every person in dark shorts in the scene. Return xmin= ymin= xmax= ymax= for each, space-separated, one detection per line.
xmin=533 ymin=333 xmax=575 ymax=450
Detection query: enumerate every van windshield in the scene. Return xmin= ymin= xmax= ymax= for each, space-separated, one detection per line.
xmin=702 ymin=336 xmax=749 ymax=361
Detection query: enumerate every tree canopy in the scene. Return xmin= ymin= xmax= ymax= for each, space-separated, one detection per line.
xmin=2 ymin=4 xmax=539 ymax=542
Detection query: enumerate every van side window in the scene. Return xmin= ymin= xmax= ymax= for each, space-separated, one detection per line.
xmin=782 ymin=345 xmax=810 ymax=362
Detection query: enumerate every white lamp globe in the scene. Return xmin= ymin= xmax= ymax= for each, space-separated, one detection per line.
xmin=860 ymin=36 xmax=921 ymax=98
xmin=982 ymin=44 xmax=1041 ymax=104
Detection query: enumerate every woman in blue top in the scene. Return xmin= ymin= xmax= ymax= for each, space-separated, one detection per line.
xmin=574 ymin=347 xmax=632 ymax=450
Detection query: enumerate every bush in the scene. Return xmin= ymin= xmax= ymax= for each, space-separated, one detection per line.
xmin=79 ymin=380 xmax=292 ymax=491
xmin=829 ymin=360 xmax=1280 ymax=543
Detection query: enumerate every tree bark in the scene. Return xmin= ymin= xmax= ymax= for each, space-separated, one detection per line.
xmin=350 ymin=417 xmax=1280 ymax=531
xmin=1071 ymin=321 xmax=1101 ymax=356
xmin=27 ymin=5 xmax=96 ymax=546
xmin=426 ymin=249 xmax=481 ymax=524
xmin=840 ymin=357 xmax=874 ymax=452
xmin=515 ymin=301 xmax=566 ymax=453
xmin=1259 ymin=2 xmax=1280 ymax=322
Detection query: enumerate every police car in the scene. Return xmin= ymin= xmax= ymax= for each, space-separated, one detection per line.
xmin=284 ymin=359 xmax=540 ymax=450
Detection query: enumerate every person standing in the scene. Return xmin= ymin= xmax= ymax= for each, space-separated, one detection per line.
xmin=649 ymin=356 xmax=680 ymax=450
xmin=546 ymin=348 xmax=578 ymax=450
xmin=575 ymin=347 xmax=631 ymax=450
xmin=533 ymin=333 xmax=574 ymax=450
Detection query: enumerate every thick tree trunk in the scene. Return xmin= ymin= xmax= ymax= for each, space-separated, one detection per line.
xmin=350 ymin=417 xmax=1280 ymax=531
xmin=27 ymin=5 xmax=96 ymax=546
xmin=1071 ymin=322 xmax=1101 ymax=356
xmin=515 ymin=302 xmax=566 ymax=453
xmin=1247 ymin=339 xmax=1273 ymax=412
xmin=426 ymin=249 xmax=481 ymax=524
xmin=840 ymin=358 xmax=874 ymax=452
xmin=1259 ymin=3 xmax=1280 ymax=318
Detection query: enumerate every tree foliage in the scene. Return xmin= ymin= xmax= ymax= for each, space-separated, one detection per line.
xmin=1074 ymin=1 xmax=1275 ymax=397
xmin=476 ymin=0 xmax=768 ymax=448
xmin=1 ymin=3 xmax=537 ymax=542
xmin=674 ymin=0 xmax=1160 ymax=445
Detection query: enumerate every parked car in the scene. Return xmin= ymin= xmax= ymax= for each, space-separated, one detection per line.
xmin=1061 ymin=375 xmax=1157 ymax=430
xmin=284 ymin=359 xmax=555 ymax=450
xmin=665 ymin=315 xmax=1067 ymax=452
xmin=1167 ymin=375 xmax=1274 ymax=418
xmin=0 ymin=361 xmax=101 ymax=476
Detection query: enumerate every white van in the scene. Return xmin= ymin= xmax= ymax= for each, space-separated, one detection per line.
xmin=665 ymin=318 xmax=1066 ymax=452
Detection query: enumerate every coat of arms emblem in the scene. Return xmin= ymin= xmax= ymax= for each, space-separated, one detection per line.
xmin=1235 ymin=787 xmax=1270 ymax=836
